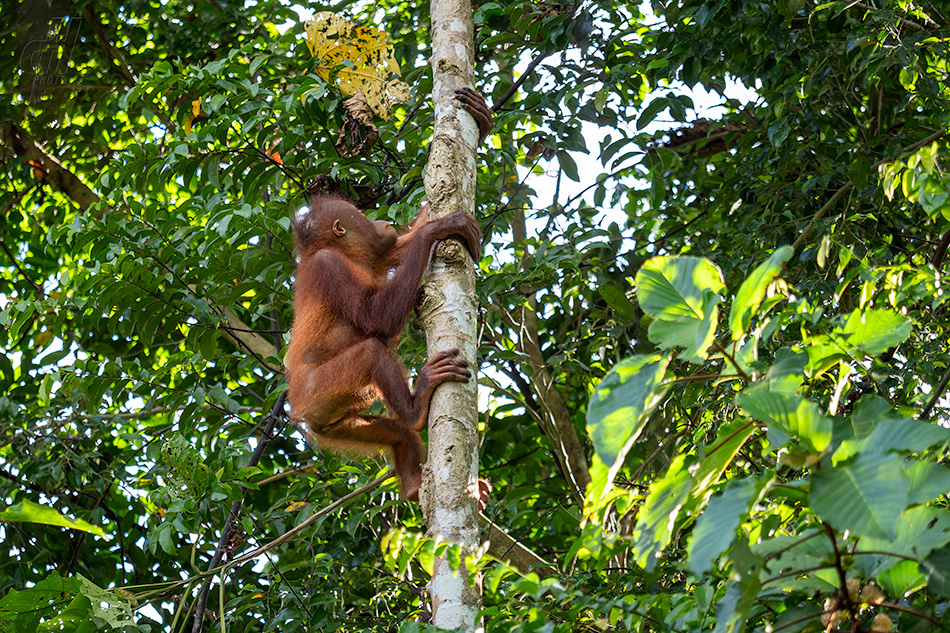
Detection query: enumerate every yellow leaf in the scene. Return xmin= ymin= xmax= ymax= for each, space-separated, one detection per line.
xmin=286 ymin=501 xmax=309 ymax=512
xmin=303 ymin=12 xmax=409 ymax=119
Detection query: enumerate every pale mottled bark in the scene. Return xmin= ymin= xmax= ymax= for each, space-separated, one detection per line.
xmin=418 ymin=0 xmax=483 ymax=629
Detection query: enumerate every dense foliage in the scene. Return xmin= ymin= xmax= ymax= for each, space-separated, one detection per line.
xmin=1 ymin=0 xmax=949 ymax=631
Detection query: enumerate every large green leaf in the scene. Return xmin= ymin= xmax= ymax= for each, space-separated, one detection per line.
xmin=754 ymin=528 xmax=839 ymax=594
xmin=875 ymin=559 xmax=926 ymax=597
xmin=0 ymin=500 xmax=107 ymax=538
xmin=736 ymin=386 xmax=832 ymax=454
xmin=805 ymin=310 xmax=912 ymax=377
xmin=905 ymin=461 xmax=950 ymax=506
xmin=631 ymin=455 xmax=692 ymax=571
xmin=636 ymin=256 xmax=725 ymax=319
xmin=635 ymin=256 xmax=725 ymax=363
xmin=810 ymin=453 xmax=908 ymax=541
xmin=854 ymin=506 xmax=950 ymax=578
xmin=838 ymin=309 xmax=911 ymax=356
xmin=728 ymin=246 xmax=792 ymax=340
xmin=763 ymin=348 xmax=807 ymax=394
xmin=585 ymin=353 xmax=671 ymax=502
xmin=647 ymin=315 xmax=719 ymax=365
xmin=920 ymin=546 xmax=950 ymax=597
xmin=36 ymin=594 xmax=95 ymax=633
xmin=834 ymin=412 xmax=950 ymax=464
xmin=687 ymin=477 xmax=766 ymax=576
xmin=0 ymin=572 xmax=80 ymax=633
xmin=804 ymin=335 xmax=850 ymax=378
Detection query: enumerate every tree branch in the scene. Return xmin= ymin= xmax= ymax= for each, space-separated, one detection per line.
xmin=0 ymin=120 xmax=98 ymax=212
xmin=191 ymin=393 xmax=286 ymax=632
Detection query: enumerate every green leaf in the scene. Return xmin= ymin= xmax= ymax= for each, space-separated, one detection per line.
xmin=77 ymin=576 xmax=135 ymax=629
xmin=0 ymin=499 xmax=107 ymax=537
xmin=765 ymin=349 xmax=807 ymax=394
xmin=876 ymin=559 xmax=926 ymax=597
xmin=637 ymin=256 xmax=725 ymax=318
xmin=597 ymin=283 xmax=638 ymax=321
xmin=850 ymin=155 xmax=870 ymax=190
xmin=810 ymin=453 xmax=908 ymax=541
xmin=754 ymin=528 xmax=836 ymax=593
xmin=557 ymin=150 xmax=580 ymax=182
xmin=631 ymin=455 xmax=691 ymax=571
xmin=636 ymin=256 xmax=725 ymax=362
xmin=805 ymin=309 xmax=910 ymax=377
xmin=0 ymin=572 xmax=80 ymax=633
xmin=920 ymin=546 xmax=950 ymax=597
xmin=918 ymin=175 xmax=950 ymax=218
xmin=636 ymin=96 xmax=668 ymax=130
xmin=36 ymin=593 xmax=95 ymax=633
xmin=689 ymin=419 xmax=758 ymax=504
xmin=839 ymin=309 xmax=911 ymax=357
xmin=769 ymin=605 xmax=824 ymax=633
xmin=687 ymin=477 xmax=766 ymax=576
xmin=728 ymin=246 xmax=792 ymax=340
xmin=855 ymin=506 xmax=950 ymax=578
xmin=905 ymin=461 xmax=950 ymax=506
xmin=586 ymin=353 xmax=671 ymax=502
xmin=712 ymin=571 xmax=762 ymax=633
xmin=804 ymin=336 xmax=849 ymax=378
xmin=834 ymin=413 xmax=950 ymax=464
xmin=767 ymin=121 xmax=789 ymax=146
xmin=647 ymin=315 xmax=718 ymax=365
xmin=157 ymin=522 xmax=176 ymax=555
xmin=736 ymin=387 xmax=832 ymax=454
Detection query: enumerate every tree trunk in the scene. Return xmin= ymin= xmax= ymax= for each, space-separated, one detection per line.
xmin=418 ymin=0 xmax=482 ymax=629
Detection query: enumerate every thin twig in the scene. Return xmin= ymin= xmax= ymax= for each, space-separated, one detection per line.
xmin=223 ymin=471 xmax=395 ymax=569
xmin=492 ymin=51 xmax=550 ymax=112
xmin=191 ymin=393 xmax=285 ymax=632
xmin=823 ymin=522 xmax=855 ymax=615
xmin=792 ymin=128 xmax=949 ymax=256
xmin=0 ymin=237 xmax=44 ymax=297
xmin=919 ymin=363 xmax=950 ymax=419
xmin=876 ymin=601 xmax=945 ymax=627
xmin=930 ymin=228 xmax=950 ymax=267
xmin=255 ymin=462 xmax=322 ymax=486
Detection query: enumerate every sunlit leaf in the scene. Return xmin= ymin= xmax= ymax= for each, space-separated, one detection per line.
xmin=876 ymin=559 xmax=926 ymax=597
xmin=838 ymin=309 xmax=911 ymax=357
xmin=736 ymin=387 xmax=832 ymax=454
xmin=687 ymin=477 xmax=766 ymax=576
xmin=810 ymin=453 xmax=908 ymax=541
xmin=0 ymin=500 xmax=107 ymax=538
xmin=586 ymin=353 xmax=671 ymax=503
xmin=728 ymin=246 xmax=792 ymax=340
xmin=636 ymin=256 xmax=725 ymax=363
xmin=631 ymin=455 xmax=691 ymax=571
